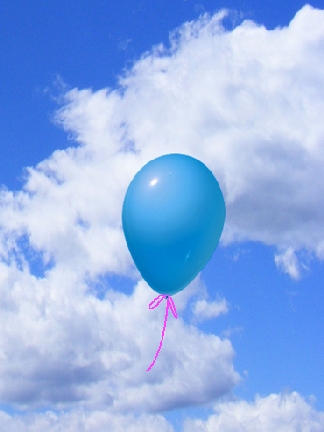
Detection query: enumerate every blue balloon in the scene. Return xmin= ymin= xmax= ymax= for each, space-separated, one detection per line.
xmin=122 ymin=153 xmax=226 ymax=295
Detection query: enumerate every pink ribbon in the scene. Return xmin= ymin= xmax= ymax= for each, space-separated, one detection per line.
xmin=146 ymin=294 xmax=178 ymax=371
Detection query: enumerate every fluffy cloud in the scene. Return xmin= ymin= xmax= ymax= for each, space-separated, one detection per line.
xmin=183 ymin=392 xmax=324 ymax=431
xmin=0 ymin=3 xmax=323 ymax=430
xmin=0 ymin=410 xmax=175 ymax=432
xmin=191 ymin=298 xmax=229 ymax=321
xmin=48 ymin=4 xmax=324 ymax=280
xmin=0 ymin=267 xmax=239 ymax=411
xmin=0 ymin=392 xmax=322 ymax=431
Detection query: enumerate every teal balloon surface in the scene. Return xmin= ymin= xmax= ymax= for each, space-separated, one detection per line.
xmin=122 ymin=153 xmax=226 ymax=295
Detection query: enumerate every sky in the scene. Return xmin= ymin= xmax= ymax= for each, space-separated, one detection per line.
xmin=0 ymin=0 xmax=324 ymax=431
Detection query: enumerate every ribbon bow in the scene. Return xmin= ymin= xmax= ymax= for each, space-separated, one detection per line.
xmin=146 ymin=294 xmax=178 ymax=371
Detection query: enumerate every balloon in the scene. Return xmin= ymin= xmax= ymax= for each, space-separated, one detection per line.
xmin=122 ymin=153 xmax=226 ymax=296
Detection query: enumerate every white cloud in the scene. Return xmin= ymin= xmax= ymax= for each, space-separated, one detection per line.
xmin=1 ymin=6 xmax=323 ymax=280
xmin=191 ymin=298 xmax=229 ymax=321
xmin=0 ymin=410 xmax=175 ymax=432
xmin=0 ymin=266 xmax=239 ymax=411
xmin=274 ymin=246 xmax=311 ymax=280
xmin=183 ymin=392 xmax=324 ymax=431
xmin=114 ymin=4 xmax=324 ymax=279
xmin=0 ymin=391 xmax=322 ymax=431
xmin=0 ymin=3 xmax=323 ymax=430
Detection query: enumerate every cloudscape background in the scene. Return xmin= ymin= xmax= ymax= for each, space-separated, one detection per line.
xmin=1 ymin=1 xmax=324 ymax=430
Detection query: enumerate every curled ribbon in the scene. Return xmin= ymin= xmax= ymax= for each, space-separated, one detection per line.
xmin=146 ymin=294 xmax=178 ymax=371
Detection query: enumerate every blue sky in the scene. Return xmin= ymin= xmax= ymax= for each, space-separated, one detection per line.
xmin=0 ymin=1 xmax=324 ymax=431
